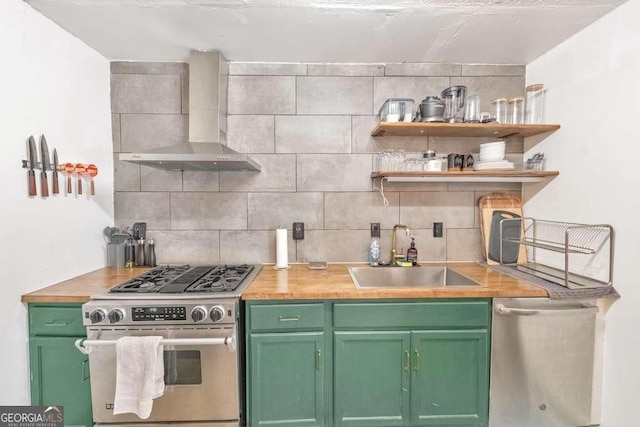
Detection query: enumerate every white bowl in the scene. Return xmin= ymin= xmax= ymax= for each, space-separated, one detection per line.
xmin=480 ymin=147 xmax=505 ymax=153
xmin=479 ymin=152 xmax=505 ymax=162
xmin=480 ymin=141 xmax=506 ymax=149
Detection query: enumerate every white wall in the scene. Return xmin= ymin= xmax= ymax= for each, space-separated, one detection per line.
xmin=525 ymin=0 xmax=640 ymax=425
xmin=0 ymin=0 xmax=113 ymax=404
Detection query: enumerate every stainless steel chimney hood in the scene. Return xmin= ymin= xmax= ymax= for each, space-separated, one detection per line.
xmin=119 ymin=51 xmax=261 ymax=172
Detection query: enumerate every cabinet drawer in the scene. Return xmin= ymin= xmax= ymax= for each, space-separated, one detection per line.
xmin=29 ymin=305 xmax=86 ymax=337
xmin=333 ymin=300 xmax=490 ymax=329
xmin=249 ymin=303 xmax=324 ymax=331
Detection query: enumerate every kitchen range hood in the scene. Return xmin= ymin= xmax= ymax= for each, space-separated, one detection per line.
xmin=119 ymin=51 xmax=261 ymax=172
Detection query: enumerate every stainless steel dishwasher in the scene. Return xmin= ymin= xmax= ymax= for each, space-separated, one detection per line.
xmin=490 ymin=298 xmax=602 ymax=427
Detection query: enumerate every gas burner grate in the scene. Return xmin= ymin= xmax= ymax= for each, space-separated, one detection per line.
xmin=185 ymin=264 xmax=254 ymax=293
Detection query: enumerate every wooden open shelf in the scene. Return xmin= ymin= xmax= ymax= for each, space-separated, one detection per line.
xmin=371 ymin=122 xmax=561 ymax=138
xmin=372 ymin=170 xmax=559 ymax=183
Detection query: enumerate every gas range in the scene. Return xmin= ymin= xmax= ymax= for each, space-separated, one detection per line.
xmin=92 ymin=264 xmax=262 ymax=301
xmin=84 ymin=264 xmax=261 ymax=326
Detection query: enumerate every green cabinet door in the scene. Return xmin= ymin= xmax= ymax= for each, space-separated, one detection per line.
xmin=410 ymin=330 xmax=489 ymax=427
xmin=29 ymin=336 xmax=93 ymax=427
xmin=334 ymin=331 xmax=411 ymax=427
xmin=248 ymin=332 xmax=325 ymax=426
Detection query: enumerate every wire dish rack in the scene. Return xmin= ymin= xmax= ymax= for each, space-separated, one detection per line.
xmin=499 ymin=218 xmax=614 ymax=289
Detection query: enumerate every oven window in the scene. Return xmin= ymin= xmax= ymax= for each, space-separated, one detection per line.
xmin=163 ymin=350 xmax=202 ymax=385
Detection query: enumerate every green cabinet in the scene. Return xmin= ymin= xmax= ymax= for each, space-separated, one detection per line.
xmin=334 ymin=331 xmax=410 ymax=426
xmin=246 ymin=299 xmax=491 ymax=427
xmin=410 ymin=330 xmax=488 ymax=426
xmin=28 ymin=304 xmax=92 ymax=427
xmin=246 ymin=303 xmax=327 ymax=426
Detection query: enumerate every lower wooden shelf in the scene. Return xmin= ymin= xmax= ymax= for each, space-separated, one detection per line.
xmin=371 ymin=170 xmax=559 ymax=183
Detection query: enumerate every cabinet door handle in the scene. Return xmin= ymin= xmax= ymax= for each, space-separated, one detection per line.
xmin=45 ymin=319 xmax=72 ymax=327
xmin=413 ymin=350 xmax=419 ymax=372
xmin=316 ymin=349 xmax=322 ymax=371
xmin=278 ymin=316 xmax=300 ymax=322
xmin=82 ymin=359 xmax=90 ymax=381
xmin=404 ymin=350 xmax=410 ymax=371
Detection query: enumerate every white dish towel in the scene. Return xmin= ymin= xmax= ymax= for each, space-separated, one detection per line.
xmin=113 ymin=336 xmax=165 ymax=419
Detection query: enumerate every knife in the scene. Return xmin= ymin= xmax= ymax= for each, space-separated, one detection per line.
xmin=27 ymin=136 xmax=37 ymax=197
xmin=40 ymin=135 xmax=50 ymax=197
xmin=52 ymin=148 xmax=59 ymax=194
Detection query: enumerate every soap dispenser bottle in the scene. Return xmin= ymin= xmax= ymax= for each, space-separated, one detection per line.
xmin=407 ymin=238 xmax=418 ymax=266
xmin=369 ymin=223 xmax=381 ymax=266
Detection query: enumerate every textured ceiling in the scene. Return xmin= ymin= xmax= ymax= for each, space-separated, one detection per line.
xmin=24 ymin=0 xmax=627 ymax=63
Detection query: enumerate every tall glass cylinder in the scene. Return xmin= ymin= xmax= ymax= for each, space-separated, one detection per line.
xmin=491 ymin=98 xmax=508 ymax=124
xmin=508 ymin=96 xmax=525 ymax=124
xmin=525 ymin=84 xmax=545 ymax=124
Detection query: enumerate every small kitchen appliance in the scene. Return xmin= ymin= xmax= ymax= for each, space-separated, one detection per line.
xmin=414 ymin=96 xmax=445 ymax=122
xmin=441 ymin=86 xmax=467 ymax=123
xmin=77 ymin=264 xmax=262 ymax=427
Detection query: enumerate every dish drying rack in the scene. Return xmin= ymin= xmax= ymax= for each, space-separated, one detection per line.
xmin=499 ymin=218 xmax=614 ymax=289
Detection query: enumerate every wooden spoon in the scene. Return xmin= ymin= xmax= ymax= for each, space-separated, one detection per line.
xmin=85 ymin=164 xmax=98 ymax=196
xmin=74 ymin=163 xmax=85 ymax=195
xmin=63 ymin=163 xmax=75 ymax=194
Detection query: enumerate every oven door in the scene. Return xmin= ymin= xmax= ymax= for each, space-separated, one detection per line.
xmin=87 ymin=325 xmax=238 ymax=424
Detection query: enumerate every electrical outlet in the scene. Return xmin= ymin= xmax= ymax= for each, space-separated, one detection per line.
xmin=433 ymin=222 xmax=443 ymax=238
xmin=293 ymin=222 xmax=305 ymax=240
xmin=370 ymin=223 xmax=380 ymax=237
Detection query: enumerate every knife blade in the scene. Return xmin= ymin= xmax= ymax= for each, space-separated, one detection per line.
xmin=27 ymin=136 xmax=37 ymax=197
xmin=40 ymin=135 xmax=50 ymax=197
xmin=52 ymin=148 xmax=59 ymax=194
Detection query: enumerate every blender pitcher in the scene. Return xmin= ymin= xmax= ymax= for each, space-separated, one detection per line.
xmin=441 ymin=86 xmax=467 ymax=123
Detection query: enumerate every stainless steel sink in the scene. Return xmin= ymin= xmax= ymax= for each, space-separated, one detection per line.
xmin=348 ymin=266 xmax=480 ymax=289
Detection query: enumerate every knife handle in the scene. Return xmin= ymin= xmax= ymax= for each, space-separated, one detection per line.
xmin=52 ymin=171 xmax=59 ymax=195
xmin=77 ymin=177 xmax=82 ymax=195
xmin=67 ymin=176 xmax=72 ymax=194
xmin=28 ymin=171 xmax=37 ymax=197
xmin=41 ymin=172 xmax=49 ymax=197
xmin=90 ymin=180 xmax=95 ymax=196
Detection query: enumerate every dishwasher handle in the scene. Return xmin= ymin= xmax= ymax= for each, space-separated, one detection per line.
xmin=495 ymin=303 xmax=598 ymax=317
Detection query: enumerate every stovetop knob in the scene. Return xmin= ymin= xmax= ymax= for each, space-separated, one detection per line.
xmin=191 ymin=307 xmax=207 ymax=323
xmin=89 ymin=309 xmax=107 ymax=324
xmin=210 ymin=306 xmax=225 ymax=322
xmin=108 ymin=308 xmax=125 ymax=324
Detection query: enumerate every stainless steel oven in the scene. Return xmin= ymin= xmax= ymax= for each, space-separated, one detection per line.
xmin=78 ymin=298 xmax=241 ymax=427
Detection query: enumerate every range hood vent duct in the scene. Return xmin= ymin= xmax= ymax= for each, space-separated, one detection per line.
xmin=119 ymin=51 xmax=261 ymax=172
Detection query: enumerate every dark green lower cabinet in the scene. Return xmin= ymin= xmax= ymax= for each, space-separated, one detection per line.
xmin=334 ymin=331 xmax=410 ymax=426
xmin=246 ymin=300 xmax=490 ymax=427
xmin=411 ymin=330 xmax=489 ymax=426
xmin=334 ymin=330 xmax=488 ymax=427
xmin=29 ymin=336 xmax=93 ymax=427
xmin=248 ymin=332 xmax=325 ymax=426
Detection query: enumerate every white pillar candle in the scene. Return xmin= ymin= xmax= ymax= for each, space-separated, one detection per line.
xmin=275 ymin=228 xmax=288 ymax=269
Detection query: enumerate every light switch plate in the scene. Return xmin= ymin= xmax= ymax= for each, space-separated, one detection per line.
xmin=293 ymin=222 xmax=304 ymax=240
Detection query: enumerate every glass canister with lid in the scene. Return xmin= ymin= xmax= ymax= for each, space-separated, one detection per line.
xmin=378 ymin=98 xmax=414 ymax=123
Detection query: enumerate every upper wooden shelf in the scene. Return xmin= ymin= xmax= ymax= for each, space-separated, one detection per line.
xmin=371 ymin=122 xmax=561 ymax=138
xmin=372 ymin=170 xmax=559 ymax=183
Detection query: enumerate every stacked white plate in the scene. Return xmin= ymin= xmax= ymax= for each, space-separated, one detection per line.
xmin=475 ymin=141 xmax=514 ymax=170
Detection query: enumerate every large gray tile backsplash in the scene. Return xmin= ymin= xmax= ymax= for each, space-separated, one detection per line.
xmin=112 ymin=61 xmax=524 ymax=264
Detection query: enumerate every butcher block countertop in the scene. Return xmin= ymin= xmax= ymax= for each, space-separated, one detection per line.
xmin=21 ymin=267 xmax=151 ymax=303
xmin=21 ymin=263 xmax=547 ymax=304
xmin=242 ymin=262 xmax=548 ymax=300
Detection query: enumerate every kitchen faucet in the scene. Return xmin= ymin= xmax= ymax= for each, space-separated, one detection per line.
xmin=391 ymin=224 xmax=411 ymax=264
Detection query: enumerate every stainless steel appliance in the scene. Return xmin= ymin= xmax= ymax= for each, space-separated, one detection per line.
xmin=490 ymin=298 xmax=602 ymax=427
xmin=441 ymin=85 xmax=467 ymax=123
xmin=415 ymin=96 xmax=445 ymax=122
xmin=77 ymin=264 xmax=262 ymax=427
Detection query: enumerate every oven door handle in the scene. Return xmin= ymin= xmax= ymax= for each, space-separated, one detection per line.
xmin=75 ymin=335 xmax=236 ymax=355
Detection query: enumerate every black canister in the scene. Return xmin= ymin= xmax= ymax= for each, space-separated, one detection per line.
xmin=146 ymin=238 xmax=157 ymax=267
xmin=135 ymin=238 xmax=146 ymax=266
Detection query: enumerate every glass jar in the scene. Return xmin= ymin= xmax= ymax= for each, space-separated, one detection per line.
xmin=525 ymin=84 xmax=545 ymax=124
xmin=508 ymin=97 xmax=525 ymax=124
xmin=490 ymin=98 xmax=508 ymax=124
